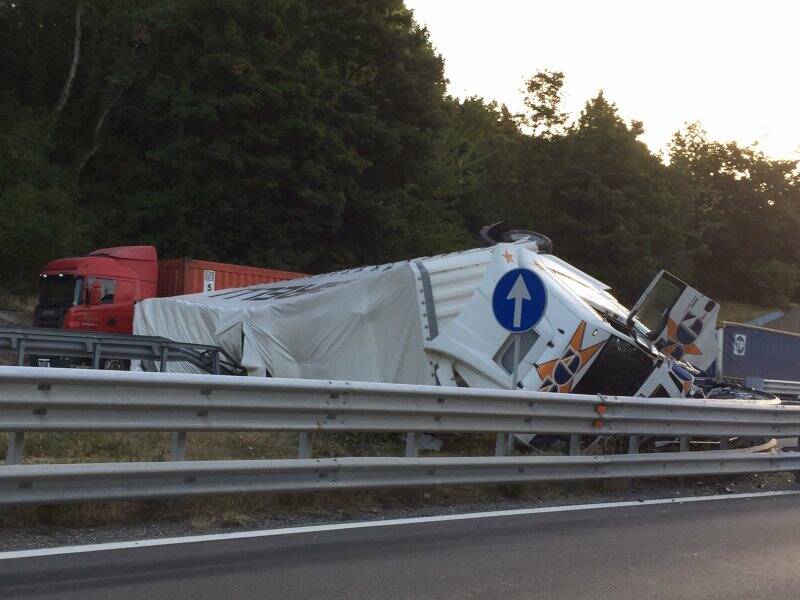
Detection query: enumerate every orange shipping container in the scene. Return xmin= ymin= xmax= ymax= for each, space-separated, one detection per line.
xmin=156 ymin=258 xmax=306 ymax=297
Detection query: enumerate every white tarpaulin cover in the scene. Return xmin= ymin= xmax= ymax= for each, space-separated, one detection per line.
xmin=134 ymin=260 xmax=434 ymax=383
xmin=134 ymin=242 xmax=619 ymax=387
xmin=133 ymin=241 xmax=613 ymax=387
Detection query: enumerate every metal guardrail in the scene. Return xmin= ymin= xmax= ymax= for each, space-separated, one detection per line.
xmin=0 ymin=366 xmax=798 ymax=506
xmin=734 ymin=376 xmax=800 ymax=400
xmin=1 ymin=448 xmax=796 ymax=506
xmin=0 ymin=326 xmax=245 ymax=376
xmin=763 ymin=379 xmax=800 ymax=399
xmin=0 ymin=367 xmax=790 ymax=438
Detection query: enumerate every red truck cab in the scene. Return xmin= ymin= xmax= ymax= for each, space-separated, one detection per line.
xmin=36 ymin=246 xmax=157 ymax=333
xmin=35 ymin=246 xmax=304 ymax=334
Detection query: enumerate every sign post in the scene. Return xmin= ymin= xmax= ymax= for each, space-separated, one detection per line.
xmin=491 ymin=267 xmax=547 ymax=456
xmin=491 ymin=267 xmax=547 ymax=388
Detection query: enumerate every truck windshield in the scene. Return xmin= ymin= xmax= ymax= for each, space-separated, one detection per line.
xmin=38 ymin=276 xmax=82 ymax=307
xmin=631 ymin=273 xmax=686 ymax=339
xmin=572 ymin=336 xmax=655 ymax=396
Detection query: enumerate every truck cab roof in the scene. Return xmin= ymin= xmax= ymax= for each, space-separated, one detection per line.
xmin=41 ymin=246 xmax=158 ymax=284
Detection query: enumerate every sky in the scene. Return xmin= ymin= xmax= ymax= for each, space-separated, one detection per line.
xmin=404 ymin=0 xmax=800 ymax=160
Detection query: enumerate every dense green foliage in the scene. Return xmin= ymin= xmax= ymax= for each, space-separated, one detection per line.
xmin=1 ymin=0 xmax=798 ymax=304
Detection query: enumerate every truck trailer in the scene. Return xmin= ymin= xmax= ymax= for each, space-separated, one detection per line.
xmin=707 ymin=321 xmax=800 ymax=399
xmin=35 ymin=246 xmax=306 ymax=335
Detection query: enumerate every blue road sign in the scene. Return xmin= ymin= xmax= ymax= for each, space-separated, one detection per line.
xmin=492 ymin=268 xmax=547 ymax=333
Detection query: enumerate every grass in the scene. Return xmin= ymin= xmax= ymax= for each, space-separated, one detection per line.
xmin=0 ymin=293 xmax=36 ymax=314
xmin=717 ymin=299 xmax=782 ymax=324
xmin=1 ymin=432 xmax=500 ymax=465
xmin=11 ymin=432 xmax=171 ymax=464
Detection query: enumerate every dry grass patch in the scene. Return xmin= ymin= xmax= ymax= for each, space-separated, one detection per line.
xmin=717 ymin=299 xmax=779 ymax=324
xmin=0 ymin=293 xmax=36 ymax=314
xmin=5 ymin=432 xmax=172 ymax=464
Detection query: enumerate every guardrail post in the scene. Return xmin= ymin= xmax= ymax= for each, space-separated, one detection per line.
xmin=92 ymin=343 xmax=102 ymax=370
xmin=677 ymin=436 xmax=691 ymax=484
xmin=298 ymin=433 xmax=312 ymax=459
xmin=6 ymin=432 xmax=24 ymax=465
xmin=569 ymin=434 xmax=581 ymax=456
xmin=405 ymin=433 xmax=418 ymax=457
xmin=171 ymin=431 xmax=187 ymax=461
xmin=16 ymin=341 xmax=25 ymax=367
xmin=623 ymin=434 xmax=640 ymax=488
xmin=495 ymin=433 xmax=510 ymax=456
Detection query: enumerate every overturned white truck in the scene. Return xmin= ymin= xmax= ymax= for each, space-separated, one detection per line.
xmin=134 ymin=231 xmax=724 ymax=399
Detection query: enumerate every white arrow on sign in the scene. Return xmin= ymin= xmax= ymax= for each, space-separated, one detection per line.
xmin=507 ymin=274 xmax=531 ymax=328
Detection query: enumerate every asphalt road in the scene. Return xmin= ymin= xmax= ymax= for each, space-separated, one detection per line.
xmin=2 ymin=494 xmax=800 ymax=599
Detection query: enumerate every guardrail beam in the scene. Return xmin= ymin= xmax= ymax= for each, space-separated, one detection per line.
xmin=0 ymin=367 xmax=799 ymax=440
xmin=1 ymin=450 xmax=798 ymax=506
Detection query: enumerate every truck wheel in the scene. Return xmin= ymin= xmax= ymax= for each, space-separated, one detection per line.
xmin=479 ymin=221 xmax=553 ymax=253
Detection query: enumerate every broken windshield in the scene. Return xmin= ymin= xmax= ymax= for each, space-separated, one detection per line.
xmin=572 ymin=335 xmax=655 ymax=396
xmin=629 ymin=272 xmax=687 ymax=339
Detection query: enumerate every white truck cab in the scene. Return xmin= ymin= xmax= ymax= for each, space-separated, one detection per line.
xmin=421 ymin=241 xmax=718 ymax=398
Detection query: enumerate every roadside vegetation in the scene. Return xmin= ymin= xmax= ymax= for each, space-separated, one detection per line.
xmin=0 ymin=295 xmax=35 ymax=313
xmin=717 ymin=301 xmax=798 ymax=325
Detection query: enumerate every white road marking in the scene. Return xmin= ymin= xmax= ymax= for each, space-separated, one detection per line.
xmin=1 ymin=489 xmax=798 ymax=561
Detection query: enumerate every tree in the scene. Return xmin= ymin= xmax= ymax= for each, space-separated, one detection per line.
xmin=2 ymin=1 xmax=796 ymax=310
xmin=520 ymin=69 xmax=568 ymax=138
xmin=670 ymin=123 xmax=800 ymax=304
xmin=305 ymin=0 xmax=455 ymax=266
xmin=50 ymin=0 xmax=461 ymax=272
xmin=0 ymin=103 xmax=87 ymax=291
xmin=426 ymin=97 xmax=527 ymax=235
xmin=544 ymin=92 xmax=693 ymax=299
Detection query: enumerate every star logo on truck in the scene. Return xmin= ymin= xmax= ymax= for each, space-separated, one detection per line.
xmin=660 ymin=313 xmax=704 ymax=360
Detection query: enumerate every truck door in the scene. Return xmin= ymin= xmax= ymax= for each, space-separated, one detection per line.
xmin=78 ymin=277 xmax=115 ymax=331
xmin=628 ymin=270 xmax=719 ymax=372
xmin=80 ymin=277 xmax=136 ymax=333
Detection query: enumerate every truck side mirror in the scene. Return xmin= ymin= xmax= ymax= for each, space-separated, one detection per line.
xmin=88 ymin=284 xmax=103 ymax=306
